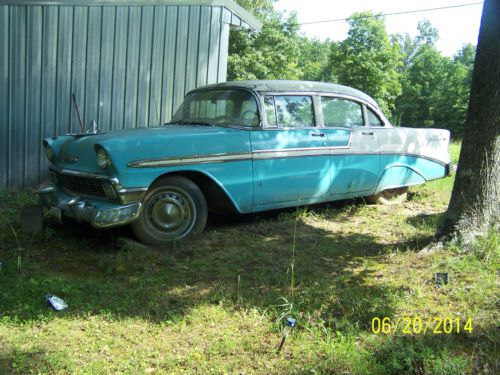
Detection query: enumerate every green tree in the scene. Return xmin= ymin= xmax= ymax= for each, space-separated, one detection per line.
xmin=298 ymin=37 xmax=330 ymax=81
xmin=434 ymin=44 xmax=476 ymax=137
xmin=323 ymin=12 xmax=403 ymax=117
xmin=396 ymin=45 xmax=449 ymax=126
xmin=394 ymin=18 xmax=475 ymax=136
xmin=234 ymin=0 xmax=275 ymax=19
xmin=228 ymin=1 xmax=302 ymax=81
xmin=415 ymin=19 xmax=439 ymax=46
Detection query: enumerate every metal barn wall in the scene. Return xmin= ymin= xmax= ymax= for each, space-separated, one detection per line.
xmin=0 ymin=1 xmax=257 ymax=190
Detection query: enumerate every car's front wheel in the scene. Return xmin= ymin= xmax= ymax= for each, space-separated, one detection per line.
xmin=131 ymin=176 xmax=207 ymax=245
xmin=365 ymin=187 xmax=408 ymax=205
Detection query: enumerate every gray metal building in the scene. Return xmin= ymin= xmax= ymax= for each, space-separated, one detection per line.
xmin=0 ymin=0 xmax=260 ymax=190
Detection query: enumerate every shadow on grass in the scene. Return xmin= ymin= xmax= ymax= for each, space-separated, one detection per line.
xmin=0 ymin=199 xmax=421 ymax=333
xmin=0 ymin=349 xmax=53 ymax=374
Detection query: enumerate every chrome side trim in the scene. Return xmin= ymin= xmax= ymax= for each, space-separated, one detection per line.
xmin=128 ymin=147 xmax=345 ymax=168
xmin=379 ymin=152 xmax=449 ymax=167
xmin=253 ymin=146 xmax=349 ymax=160
xmin=127 ymin=149 xmax=448 ymax=168
xmin=128 ymin=152 xmax=252 ymax=168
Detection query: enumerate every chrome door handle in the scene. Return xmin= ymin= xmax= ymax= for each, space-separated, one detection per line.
xmin=311 ymin=133 xmax=325 ymax=137
xmin=361 ymin=131 xmax=374 ymax=135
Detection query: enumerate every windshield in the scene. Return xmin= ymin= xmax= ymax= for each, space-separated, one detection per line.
xmin=172 ymin=89 xmax=260 ymax=127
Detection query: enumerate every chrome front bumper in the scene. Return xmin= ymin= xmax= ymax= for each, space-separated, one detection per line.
xmin=36 ymin=185 xmax=141 ymax=228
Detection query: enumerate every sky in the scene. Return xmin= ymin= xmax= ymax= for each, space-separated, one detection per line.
xmin=273 ymin=0 xmax=484 ymax=56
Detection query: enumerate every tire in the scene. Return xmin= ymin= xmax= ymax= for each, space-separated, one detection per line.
xmin=131 ymin=176 xmax=207 ymax=245
xmin=365 ymin=187 xmax=408 ymax=205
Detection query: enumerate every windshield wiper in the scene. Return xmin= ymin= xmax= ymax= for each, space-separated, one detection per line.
xmin=165 ymin=119 xmax=214 ymax=126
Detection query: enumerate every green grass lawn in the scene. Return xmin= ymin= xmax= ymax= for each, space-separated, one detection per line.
xmin=0 ymin=142 xmax=498 ymax=374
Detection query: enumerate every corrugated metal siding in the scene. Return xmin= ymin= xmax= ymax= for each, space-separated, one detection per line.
xmin=0 ymin=3 xmax=237 ymax=190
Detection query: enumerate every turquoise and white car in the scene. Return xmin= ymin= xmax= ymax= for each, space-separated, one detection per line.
xmin=38 ymin=80 xmax=452 ymax=245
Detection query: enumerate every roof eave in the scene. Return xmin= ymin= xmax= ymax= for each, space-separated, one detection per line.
xmin=0 ymin=0 xmax=262 ymax=31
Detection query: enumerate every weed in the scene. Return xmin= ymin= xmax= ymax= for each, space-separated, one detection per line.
xmin=9 ymin=225 xmax=23 ymax=274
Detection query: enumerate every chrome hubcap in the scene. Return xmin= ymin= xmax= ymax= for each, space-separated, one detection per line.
xmin=146 ymin=190 xmax=194 ymax=237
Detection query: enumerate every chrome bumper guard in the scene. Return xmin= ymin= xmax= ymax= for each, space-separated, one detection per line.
xmin=36 ymin=184 xmax=141 ymax=228
xmin=445 ymin=162 xmax=454 ymax=177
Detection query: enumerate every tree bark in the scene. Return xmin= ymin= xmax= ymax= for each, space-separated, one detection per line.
xmin=440 ymin=0 xmax=500 ymax=243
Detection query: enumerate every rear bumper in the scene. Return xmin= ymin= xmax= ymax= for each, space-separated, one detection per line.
xmin=445 ymin=162 xmax=454 ymax=177
xmin=36 ymin=184 xmax=141 ymax=228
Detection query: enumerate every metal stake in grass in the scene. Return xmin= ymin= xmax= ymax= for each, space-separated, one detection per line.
xmin=277 ymin=317 xmax=297 ymax=353
xmin=237 ymin=275 xmax=242 ymax=304
xmin=290 ymin=194 xmax=301 ymax=298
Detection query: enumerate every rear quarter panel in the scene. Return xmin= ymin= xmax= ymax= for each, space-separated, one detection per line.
xmin=374 ymin=127 xmax=451 ymax=193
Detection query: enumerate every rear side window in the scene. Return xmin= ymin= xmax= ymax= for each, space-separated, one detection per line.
xmin=267 ymin=95 xmax=314 ymax=127
xmin=321 ymin=97 xmax=363 ymax=127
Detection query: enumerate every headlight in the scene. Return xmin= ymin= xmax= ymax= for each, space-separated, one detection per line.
xmin=43 ymin=141 xmax=55 ymax=162
xmin=96 ymin=148 xmax=111 ymax=169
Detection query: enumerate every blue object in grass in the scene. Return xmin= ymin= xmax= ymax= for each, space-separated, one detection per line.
xmin=45 ymin=294 xmax=68 ymax=311
xmin=286 ymin=317 xmax=297 ymax=328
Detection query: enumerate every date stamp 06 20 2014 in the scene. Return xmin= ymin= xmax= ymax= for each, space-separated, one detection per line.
xmin=371 ymin=317 xmax=473 ymax=335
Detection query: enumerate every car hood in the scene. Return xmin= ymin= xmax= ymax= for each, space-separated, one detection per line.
xmin=49 ymin=125 xmax=251 ymax=174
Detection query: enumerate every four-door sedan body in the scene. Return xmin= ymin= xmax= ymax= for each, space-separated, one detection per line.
xmin=37 ymin=80 xmax=452 ymax=244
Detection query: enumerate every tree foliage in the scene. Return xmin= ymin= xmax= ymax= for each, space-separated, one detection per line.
xmin=298 ymin=37 xmax=330 ymax=82
xmin=229 ymin=2 xmax=475 ymax=136
xmin=322 ymin=12 xmax=403 ymax=117
xmin=394 ymin=21 xmax=475 ymax=137
xmin=228 ymin=1 xmax=302 ymax=80
xmin=395 ymin=45 xmax=449 ymax=126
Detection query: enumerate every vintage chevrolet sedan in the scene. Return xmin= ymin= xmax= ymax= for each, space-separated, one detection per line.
xmin=37 ymin=80 xmax=452 ymax=244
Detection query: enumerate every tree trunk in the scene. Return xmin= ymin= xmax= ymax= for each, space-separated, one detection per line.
xmin=440 ymin=0 xmax=500 ymax=243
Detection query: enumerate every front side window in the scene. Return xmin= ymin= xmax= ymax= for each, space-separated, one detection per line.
xmin=172 ymin=89 xmax=259 ymax=127
xmin=268 ymin=95 xmax=314 ymax=127
xmin=264 ymin=96 xmax=277 ymax=127
xmin=321 ymin=97 xmax=363 ymax=127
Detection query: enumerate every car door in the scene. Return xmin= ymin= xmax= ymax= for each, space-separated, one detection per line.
xmin=320 ymin=96 xmax=381 ymax=197
xmin=250 ymin=95 xmax=331 ymax=207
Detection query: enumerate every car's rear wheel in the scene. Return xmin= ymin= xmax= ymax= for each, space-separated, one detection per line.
xmin=365 ymin=187 xmax=408 ymax=205
xmin=131 ymin=176 xmax=207 ymax=245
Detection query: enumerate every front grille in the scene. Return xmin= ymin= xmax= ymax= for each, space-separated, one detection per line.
xmin=54 ymin=172 xmax=107 ymax=197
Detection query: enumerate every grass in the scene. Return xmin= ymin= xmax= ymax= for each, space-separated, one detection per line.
xmin=0 ymin=141 xmax=498 ymax=374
